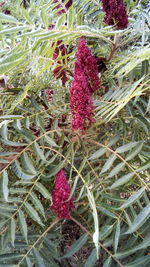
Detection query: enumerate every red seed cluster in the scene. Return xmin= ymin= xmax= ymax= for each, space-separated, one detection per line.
xmin=101 ymin=0 xmax=128 ymax=29
xmin=51 ymin=170 xmax=74 ymax=219
xmin=70 ymin=37 xmax=100 ymax=131
xmin=76 ymin=37 xmax=100 ymax=93
xmin=53 ymin=0 xmax=72 ymax=15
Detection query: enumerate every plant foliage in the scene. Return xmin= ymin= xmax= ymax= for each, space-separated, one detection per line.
xmin=0 ymin=0 xmax=150 ymax=266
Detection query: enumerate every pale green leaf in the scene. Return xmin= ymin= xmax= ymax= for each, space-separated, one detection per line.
xmin=35 ymin=182 xmax=51 ymax=200
xmin=30 ymin=192 xmax=45 ymax=218
xmin=32 ymin=248 xmax=46 ymax=267
xmin=18 ymin=209 xmax=28 ymax=243
xmin=103 ymin=257 xmax=112 ymax=267
xmin=100 ymin=154 xmax=117 ymax=174
xmin=109 ymin=173 xmax=134 ymax=189
xmin=119 ymin=187 xmax=145 ymax=209
xmin=10 ymin=218 xmax=16 ymax=247
xmin=84 ymin=248 xmax=97 ymax=267
xmin=89 ymin=147 xmax=106 ymax=160
xmin=62 ymin=234 xmax=88 ymax=258
xmin=116 ymin=142 xmax=139 ymax=153
xmin=125 ymin=203 xmax=150 ymax=234
xmin=0 ymin=13 xmax=18 ymax=23
xmin=33 ymin=142 xmax=47 ymax=161
xmin=24 ymin=202 xmax=44 ymax=226
xmin=114 ymin=221 xmax=120 ymax=253
xmin=108 ymin=162 xmax=125 ymax=177
xmin=1 ymin=171 xmax=9 ymax=202
xmin=12 ymin=160 xmax=36 ymax=180
xmin=22 ymin=152 xmax=37 ymax=175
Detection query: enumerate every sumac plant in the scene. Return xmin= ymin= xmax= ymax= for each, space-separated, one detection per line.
xmin=0 ymin=0 xmax=150 ymax=266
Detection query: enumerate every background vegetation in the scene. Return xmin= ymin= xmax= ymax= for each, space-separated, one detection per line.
xmin=0 ymin=0 xmax=150 ymax=266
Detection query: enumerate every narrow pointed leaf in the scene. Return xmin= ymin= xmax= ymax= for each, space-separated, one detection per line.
xmin=12 ymin=160 xmax=36 ymax=180
xmin=1 ymin=171 xmax=9 ymax=202
xmin=116 ymin=142 xmax=138 ymax=153
xmin=89 ymin=148 xmax=106 ymax=160
xmin=33 ymin=142 xmax=46 ymax=161
xmin=22 ymin=152 xmax=37 ymax=175
xmin=119 ymin=187 xmax=145 ymax=209
xmin=125 ymin=203 xmax=150 ymax=234
xmin=84 ymin=248 xmax=97 ymax=267
xmin=24 ymin=202 xmax=44 ymax=226
xmin=18 ymin=209 xmax=28 ymax=243
xmin=100 ymin=154 xmax=117 ymax=174
xmin=108 ymin=162 xmax=125 ymax=177
xmin=103 ymin=257 xmax=112 ymax=267
xmin=32 ymin=248 xmax=46 ymax=267
xmin=62 ymin=234 xmax=88 ymax=258
xmin=10 ymin=218 xmax=16 ymax=247
xmin=35 ymin=182 xmax=51 ymax=200
xmin=114 ymin=221 xmax=120 ymax=253
xmin=109 ymin=173 xmax=134 ymax=189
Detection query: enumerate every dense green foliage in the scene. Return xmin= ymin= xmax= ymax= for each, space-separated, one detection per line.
xmin=0 ymin=0 xmax=150 ymax=266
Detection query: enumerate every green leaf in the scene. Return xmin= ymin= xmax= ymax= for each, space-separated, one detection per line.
xmin=10 ymin=218 xmax=16 ymax=247
xmin=100 ymin=154 xmax=117 ymax=174
xmin=89 ymin=148 xmax=106 ymax=160
xmin=62 ymin=234 xmax=88 ymax=258
xmin=125 ymin=203 xmax=150 ymax=234
xmin=114 ymin=221 xmax=120 ymax=253
xmin=1 ymin=170 xmax=9 ymax=202
xmin=108 ymin=162 xmax=125 ymax=177
xmin=0 ymin=253 xmax=24 ymax=263
xmin=0 ymin=58 xmax=26 ymax=75
xmin=0 ymin=115 xmax=23 ymax=119
xmin=84 ymin=248 xmax=97 ymax=267
xmin=116 ymin=142 xmax=139 ymax=153
xmin=41 ymin=9 xmax=48 ymax=28
xmin=68 ymin=5 xmax=75 ymax=29
xmin=22 ymin=152 xmax=37 ymax=175
xmin=8 ymin=82 xmax=32 ymax=114
xmin=24 ymin=202 xmax=44 ymax=226
xmin=115 ymin=236 xmax=150 ymax=259
xmin=35 ymin=182 xmax=51 ymax=200
xmin=125 ymin=255 xmax=150 ymax=267
xmin=18 ymin=209 xmax=28 ymax=243
xmin=22 ymin=8 xmax=33 ymax=25
xmin=99 ymin=225 xmax=113 ymax=240
xmin=44 ymin=135 xmax=58 ymax=147
xmin=103 ymin=257 xmax=112 ymax=267
xmin=0 ymin=26 xmax=29 ymax=35
xmin=87 ymin=188 xmax=99 ymax=257
xmin=25 ymin=256 xmax=33 ymax=267
xmin=119 ymin=187 xmax=145 ymax=209
xmin=30 ymin=192 xmax=45 ymax=218
xmin=97 ymin=206 xmax=117 ymax=219
xmin=12 ymin=160 xmax=36 ymax=180
xmin=137 ymin=161 xmax=150 ymax=172
xmin=0 ymin=138 xmax=27 ymax=147
xmin=33 ymin=142 xmax=47 ymax=161
xmin=125 ymin=142 xmax=143 ymax=161
xmin=32 ymin=248 xmax=46 ymax=267
xmin=108 ymin=135 xmax=120 ymax=146
xmin=0 ymin=13 xmax=18 ymax=23
xmin=109 ymin=173 xmax=134 ymax=189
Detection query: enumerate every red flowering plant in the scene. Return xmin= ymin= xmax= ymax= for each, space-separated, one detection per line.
xmin=70 ymin=37 xmax=101 ymax=131
xmin=101 ymin=0 xmax=128 ymax=29
xmin=51 ymin=169 xmax=74 ymax=219
xmin=0 ymin=1 xmax=150 ymax=266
